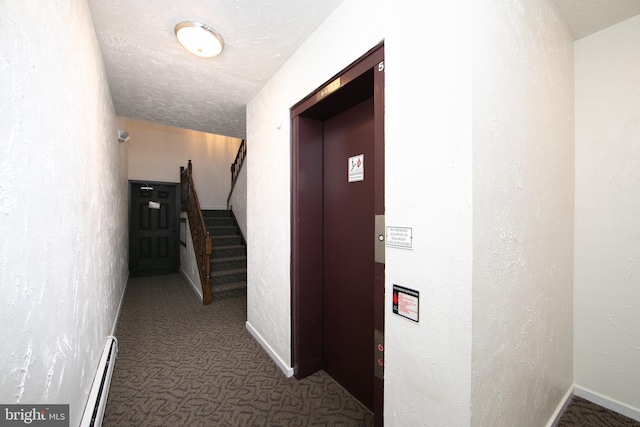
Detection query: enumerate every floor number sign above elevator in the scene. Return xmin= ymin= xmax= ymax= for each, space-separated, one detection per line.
xmin=348 ymin=154 xmax=364 ymax=182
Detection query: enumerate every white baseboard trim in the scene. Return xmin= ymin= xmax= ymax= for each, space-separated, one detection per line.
xmin=574 ymin=385 xmax=640 ymax=422
xmin=110 ymin=272 xmax=129 ymax=336
xmin=179 ymin=267 xmax=203 ymax=302
xmin=546 ymin=386 xmax=574 ymax=427
xmin=246 ymin=321 xmax=294 ymax=378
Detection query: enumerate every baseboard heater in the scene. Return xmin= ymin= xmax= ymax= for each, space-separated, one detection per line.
xmin=80 ymin=336 xmax=118 ymax=427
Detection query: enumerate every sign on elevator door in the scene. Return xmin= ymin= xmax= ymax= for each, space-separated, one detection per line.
xmin=348 ymin=154 xmax=364 ymax=182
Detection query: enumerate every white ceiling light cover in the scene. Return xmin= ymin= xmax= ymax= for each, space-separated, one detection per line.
xmin=175 ymin=21 xmax=224 ymax=58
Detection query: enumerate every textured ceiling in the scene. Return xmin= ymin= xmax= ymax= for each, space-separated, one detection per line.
xmin=553 ymin=0 xmax=640 ymax=39
xmin=88 ymin=1 xmax=640 ymax=139
xmin=87 ymin=0 xmax=345 ymax=139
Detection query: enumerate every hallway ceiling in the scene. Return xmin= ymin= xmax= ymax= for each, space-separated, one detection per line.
xmin=87 ymin=0 xmax=640 ymax=140
xmin=87 ymin=0 xmax=344 ymax=139
xmin=554 ymin=0 xmax=640 ymax=39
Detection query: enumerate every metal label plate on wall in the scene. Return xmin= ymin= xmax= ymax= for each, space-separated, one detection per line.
xmin=375 ymin=215 xmax=385 ymax=264
xmin=316 ymin=77 xmax=341 ymax=102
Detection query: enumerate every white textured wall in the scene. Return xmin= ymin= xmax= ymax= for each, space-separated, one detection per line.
xmin=125 ymin=118 xmax=242 ymax=209
xmin=384 ymin=2 xmax=474 ymax=425
xmin=179 ymin=214 xmax=203 ymax=301
xmin=471 ymin=1 xmax=574 ymax=426
xmin=229 ymin=157 xmax=247 ymax=240
xmin=247 ymin=0 xmax=474 ymax=424
xmin=574 ymin=14 xmax=640 ymax=416
xmin=0 ymin=2 xmax=128 ymax=426
xmin=246 ymin=0 xmax=385 ymax=372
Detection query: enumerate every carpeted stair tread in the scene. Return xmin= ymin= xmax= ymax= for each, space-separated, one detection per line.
xmin=201 ymin=210 xmax=232 ymax=217
xmin=213 ymin=244 xmax=246 ymax=251
xmin=205 ymin=220 xmax=235 ymax=228
xmin=206 ymin=225 xmax=239 ymax=236
xmin=210 ymin=281 xmax=247 ymax=292
xmin=211 ymin=237 xmax=244 ymax=249
xmin=200 ymin=209 xmax=247 ymax=300
xmin=204 ymin=214 xmax=233 ymax=219
xmin=211 ymin=255 xmax=247 ymax=272
xmin=211 ymin=271 xmax=246 ymax=286
xmin=211 ymin=255 xmax=247 ymax=265
xmin=211 ymin=246 xmax=246 ymax=259
xmin=211 ymin=268 xmax=247 ymax=278
xmin=212 ymin=235 xmax=242 ymax=242
xmin=212 ymin=255 xmax=246 ymax=262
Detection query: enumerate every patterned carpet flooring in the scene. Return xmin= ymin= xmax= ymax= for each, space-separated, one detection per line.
xmin=103 ymin=274 xmax=373 ymax=426
xmin=558 ymin=396 xmax=640 ymax=426
xmin=104 ymin=274 xmax=639 ymax=426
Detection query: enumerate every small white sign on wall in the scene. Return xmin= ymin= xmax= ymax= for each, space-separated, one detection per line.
xmin=348 ymin=154 xmax=364 ymax=182
xmin=386 ymin=226 xmax=413 ymax=249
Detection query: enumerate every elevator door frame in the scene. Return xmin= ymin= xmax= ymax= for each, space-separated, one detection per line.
xmin=290 ymin=42 xmax=385 ymax=424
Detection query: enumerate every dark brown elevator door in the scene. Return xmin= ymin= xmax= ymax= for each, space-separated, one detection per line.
xmin=323 ymin=97 xmax=375 ymax=410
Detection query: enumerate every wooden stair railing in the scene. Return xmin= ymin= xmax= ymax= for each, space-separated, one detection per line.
xmin=227 ymin=139 xmax=246 ymax=210
xmin=181 ymin=160 xmax=212 ymax=305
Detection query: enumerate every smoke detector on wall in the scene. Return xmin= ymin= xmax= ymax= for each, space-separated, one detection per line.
xmin=117 ymin=130 xmax=130 ymax=143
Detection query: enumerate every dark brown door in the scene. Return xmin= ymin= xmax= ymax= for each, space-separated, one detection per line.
xmin=129 ymin=181 xmax=179 ymax=276
xmin=291 ymin=43 xmax=385 ymax=425
xmin=322 ymin=98 xmax=375 ymax=409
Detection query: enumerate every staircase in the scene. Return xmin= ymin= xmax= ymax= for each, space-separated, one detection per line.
xmin=203 ymin=210 xmax=247 ymax=300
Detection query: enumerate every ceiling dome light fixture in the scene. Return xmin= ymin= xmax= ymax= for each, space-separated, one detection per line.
xmin=175 ymin=21 xmax=224 ymax=58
